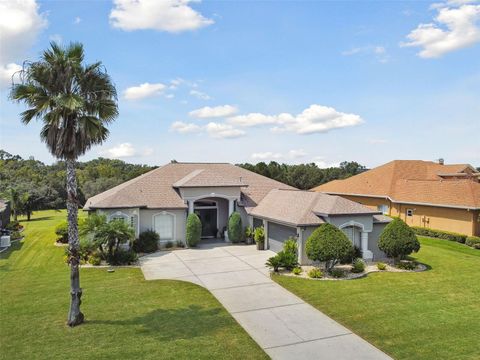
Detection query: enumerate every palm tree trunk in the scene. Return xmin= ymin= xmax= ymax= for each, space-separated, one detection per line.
xmin=66 ymin=159 xmax=84 ymax=327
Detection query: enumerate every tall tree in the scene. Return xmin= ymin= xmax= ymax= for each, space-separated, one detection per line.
xmin=10 ymin=42 xmax=118 ymax=326
xmin=4 ymin=187 xmax=21 ymax=221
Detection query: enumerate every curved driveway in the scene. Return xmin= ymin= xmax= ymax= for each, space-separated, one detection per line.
xmin=140 ymin=242 xmax=392 ymax=360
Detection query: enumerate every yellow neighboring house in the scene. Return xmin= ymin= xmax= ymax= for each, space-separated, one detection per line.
xmin=314 ymin=160 xmax=480 ymax=236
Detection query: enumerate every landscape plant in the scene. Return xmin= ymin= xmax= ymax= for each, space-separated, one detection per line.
xmin=292 ymin=267 xmax=302 ymax=275
xmin=466 ymin=236 xmax=480 ymax=249
xmin=308 ymin=268 xmax=323 ymax=278
xmin=378 ymin=218 xmax=420 ymax=263
xmin=351 ymin=258 xmax=366 ymax=273
xmin=244 ymin=225 xmax=253 ymax=244
xmin=228 ymin=212 xmax=242 ymax=243
xmin=55 ymin=221 xmax=69 ymax=243
xmin=266 ymin=255 xmax=282 ymax=272
xmin=133 ymin=229 xmax=159 ymax=253
xmin=377 ymin=262 xmax=387 ymax=270
xmin=254 ymin=226 xmax=265 ymax=250
xmin=10 ymin=42 xmax=118 ymax=326
xmin=305 ymin=223 xmax=354 ymax=272
xmin=186 ymin=213 xmax=201 ymax=247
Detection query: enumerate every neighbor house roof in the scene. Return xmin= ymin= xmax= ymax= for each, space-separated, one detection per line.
xmin=84 ymin=162 xmax=293 ymax=211
xmin=250 ymin=189 xmax=381 ymax=227
xmin=314 ymin=160 xmax=480 ymax=209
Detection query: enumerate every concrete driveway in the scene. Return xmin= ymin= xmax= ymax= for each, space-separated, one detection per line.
xmin=140 ymin=241 xmax=392 ymax=360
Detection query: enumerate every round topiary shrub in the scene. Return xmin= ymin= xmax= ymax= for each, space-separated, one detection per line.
xmin=55 ymin=221 xmax=69 ymax=243
xmin=378 ymin=218 xmax=420 ymax=262
xmin=186 ymin=213 xmax=202 ymax=247
xmin=228 ymin=212 xmax=242 ymax=243
xmin=133 ymin=229 xmax=159 ymax=253
xmin=305 ymin=223 xmax=354 ymax=272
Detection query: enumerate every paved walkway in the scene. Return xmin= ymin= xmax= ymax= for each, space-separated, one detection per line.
xmin=140 ymin=241 xmax=392 ymax=360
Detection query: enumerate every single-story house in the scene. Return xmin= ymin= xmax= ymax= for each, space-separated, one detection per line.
xmin=84 ymin=162 xmax=390 ymax=263
xmin=314 ymin=160 xmax=480 ymax=236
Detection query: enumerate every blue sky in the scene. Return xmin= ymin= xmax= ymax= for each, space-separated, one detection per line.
xmin=1 ymin=0 xmax=479 ymax=168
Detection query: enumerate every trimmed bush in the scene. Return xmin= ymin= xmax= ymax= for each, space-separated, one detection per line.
xmin=351 ymin=258 xmax=366 ymax=273
xmin=308 ymin=268 xmax=323 ymax=278
xmin=305 ymin=223 xmax=354 ymax=272
xmin=228 ymin=212 xmax=243 ymax=243
xmin=377 ymin=262 xmax=387 ymax=270
xmin=292 ymin=267 xmax=302 ymax=275
xmin=411 ymin=226 xmax=467 ymax=243
xmin=278 ymin=250 xmax=298 ymax=270
xmin=466 ymin=236 xmax=480 ymax=249
xmin=330 ymin=268 xmax=345 ymax=278
xmin=55 ymin=221 xmax=68 ymax=243
xmin=107 ymin=248 xmax=138 ymax=265
xmin=165 ymin=241 xmax=174 ymax=249
xmin=186 ymin=213 xmax=201 ymax=247
xmin=133 ymin=230 xmax=159 ymax=253
xmin=88 ymin=252 xmax=102 ymax=266
xmin=379 ymin=218 xmax=420 ymax=262
xmin=283 ymin=237 xmax=298 ymax=257
xmin=396 ymin=261 xmax=417 ymax=270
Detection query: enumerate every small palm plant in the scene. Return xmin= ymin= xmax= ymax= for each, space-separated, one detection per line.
xmin=10 ymin=42 xmax=118 ymax=326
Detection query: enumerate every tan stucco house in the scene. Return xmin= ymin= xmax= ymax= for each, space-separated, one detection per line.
xmin=314 ymin=160 xmax=480 ymax=237
xmin=84 ymin=162 xmax=391 ymax=263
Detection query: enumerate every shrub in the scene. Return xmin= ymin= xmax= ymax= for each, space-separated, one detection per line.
xmin=165 ymin=241 xmax=174 ymax=249
xmin=95 ymin=219 xmax=135 ymax=259
xmin=88 ymin=252 xmax=102 ymax=266
xmin=330 ymin=268 xmax=345 ymax=278
xmin=292 ymin=267 xmax=302 ymax=275
xmin=278 ymin=250 xmax=298 ymax=270
xmin=305 ymin=223 xmax=354 ymax=272
xmin=340 ymin=245 xmax=362 ymax=264
xmin=283 ymin=237 xmax=298 ymax=256
xmin=10 ymin=231 xmax=22 ymax=240
xmin=254 ymin=226 xmax=265 ymax=244
xmin=245 ymin=226 xmax=253 ymax=242
xmin=266 ymin=255 xmax=282 ymax=272
xmin=377 ymin=262 xmax=387 ymax=270
xmin=6 ymin=221 xmax=21 ymax=231
xmin=308 ymin=268 xmax=323 ymax=278
xmin=176 ymin=240 xmax=185 ymax=248
xmin=228 ymin=212 xmax=243 ymax=243
xmin=186 ymin=213 xmax=201 ymax=247
xmin=133 ymin=230 xmax=159 ymax=253
xmin=396 ymin=261 xmax=417 ymax=270
xmin=378 ymin=218 xmax=420 ymax=262
xmin=411 ymin=226 xmax=467 ymax=243
xmin=107 ymin=248 xmax=138 ymax=265
xmin=79 ymin=237 xmax=97 ymax=261
xmin=55 ymin=221 xmax=69 ymax=243
xmin=351 ymin=258 xmax=366 ymax=273
xmin=466 ymin=236 xmax=480 ymax=248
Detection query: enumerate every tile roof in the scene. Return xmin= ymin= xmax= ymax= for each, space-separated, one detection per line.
xmin=250 ymin=189 xmax=381 ymax=227
xmin=314 ymin=160 xmax=480 ymax=209
xmin=84 ymin=162 xmax=293 ymax=210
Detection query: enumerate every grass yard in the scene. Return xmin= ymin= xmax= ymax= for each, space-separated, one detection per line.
xmin=274 ymin=236 xmax=480 ymax=360
xmin=0 ymin=210 xmax=267 ymax=360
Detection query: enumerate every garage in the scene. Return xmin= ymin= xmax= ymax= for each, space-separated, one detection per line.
xmin=267 ymin=222 xmax=297 ymax=253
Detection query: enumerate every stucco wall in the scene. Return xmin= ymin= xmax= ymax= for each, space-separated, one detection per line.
xmin=139 ymin=209 xmax=186 ymax=243
xmin=335 ymin=194 xmax=478 ymax=236
xmin=326 ymin=215 xmax=374 ymax=232
xmin=97 ymin=208 xmax=140 ymax=237
xmin=369 ymin=223 xmax=388 ymax=260
xmin=179 ymin=186 xmax=241 ymax=200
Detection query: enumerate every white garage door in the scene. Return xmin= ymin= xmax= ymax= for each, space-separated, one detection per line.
xmin=154 ymin=213 xmax=174 ymax=241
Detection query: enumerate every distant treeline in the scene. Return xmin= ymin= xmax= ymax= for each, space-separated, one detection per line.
xmin=0 ymin=150 xmax=156 ymax=216
xmin=237 ymin=161 xmax=367 ymax=190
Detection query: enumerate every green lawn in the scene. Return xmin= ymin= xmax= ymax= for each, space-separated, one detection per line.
xmin=274 ymin=237 xmax=480 ymax=360
xmin=0 ymin=210 xmax=267 ymax=360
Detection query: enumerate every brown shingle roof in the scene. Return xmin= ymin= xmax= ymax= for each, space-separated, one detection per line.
xmin=314 ymin=160 xmax=480 ymax=209
xmin=250 ymin=189 xmax=380 ymax=227
xmin=84 ymin=163 xmax=293 ymax=210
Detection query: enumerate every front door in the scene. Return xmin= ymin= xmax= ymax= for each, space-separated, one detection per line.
xmin=195 ymin=209 xmax=218 ymax=238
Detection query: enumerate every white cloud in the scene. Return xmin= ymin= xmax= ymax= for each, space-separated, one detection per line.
xmin=189 ymin=105 xmax=238 ymax=118
xmin=251 ymin=152 xmax=283 ymax=160
xmin=123 ymin=82 xmax=166 ymax=100
xmin=228 ymin=104 xmax=363 ymax=135
xmin=110 ymin=0 xmax=213 ymax=33
xmin=251 ymin=149 xmax=307 ymax=161
xmin=368 ymin=138 xmax=388 ymax=144
xmin=101 ymin=143 xmax=137 ymax=158
xmin=170 ymin=121 xmax=202 ymax=134
xmin=49 ymin=34 xmax=63 ymax=44
xmin=205 ymin=122 xmax=245 ymax=139
xmin=0 ymin=0 xmax=47 ymax=88
xmin=73 ymin=16 xmax=81 ymax=24
xmin=190 ymin=89 xmax=211 ymax=100
xmin=0 ymin=63 xmax=22 ymax=87
xmin=341 ymin=45 xmax=389 ymax=62
xmin=165 ymin=93 xmax=175 ymax=99
xmin=312 ymin=156 xmax=340 ymax=169
xmin=401 ymin=3 xmax=480 ymax=58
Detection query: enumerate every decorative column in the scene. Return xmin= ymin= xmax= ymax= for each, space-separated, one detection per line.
xmin=228 ymin=199 xmax=234 ymax=217
xmin=361 ymin=231 xmax=374 ymax=261
xmin=188 ymin=200 xmax=194 ymax=215
xmin=263 ymin=219 xmax=269 ymax=250
xmin=297 ymin=228 xmax=304 ymax=265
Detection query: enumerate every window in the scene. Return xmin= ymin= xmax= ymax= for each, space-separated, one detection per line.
xmin=377 ymin=204 xmax=389 ymax=215
xmin=110 ymin=212 xmax=129 ymax=223
xmin=406 ymin=209 xmax=413 ymax=217
xmin=153 ymin=213 xmax=174 ymax=240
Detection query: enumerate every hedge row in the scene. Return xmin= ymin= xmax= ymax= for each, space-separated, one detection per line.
xmin=411 ymin=226 xmax=467 ymax=243
xmin=466 ymin=236 xmax=480 ymax=249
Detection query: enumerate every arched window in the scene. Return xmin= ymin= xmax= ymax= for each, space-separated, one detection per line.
xmin=153 ymin=212 xmax=175 ymax=241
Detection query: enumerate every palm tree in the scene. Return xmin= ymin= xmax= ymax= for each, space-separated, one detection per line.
xmin=10 ymin=42 xmax=118 ymax=326
xmin=4 ymin=187 xmax=21 ymax=222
